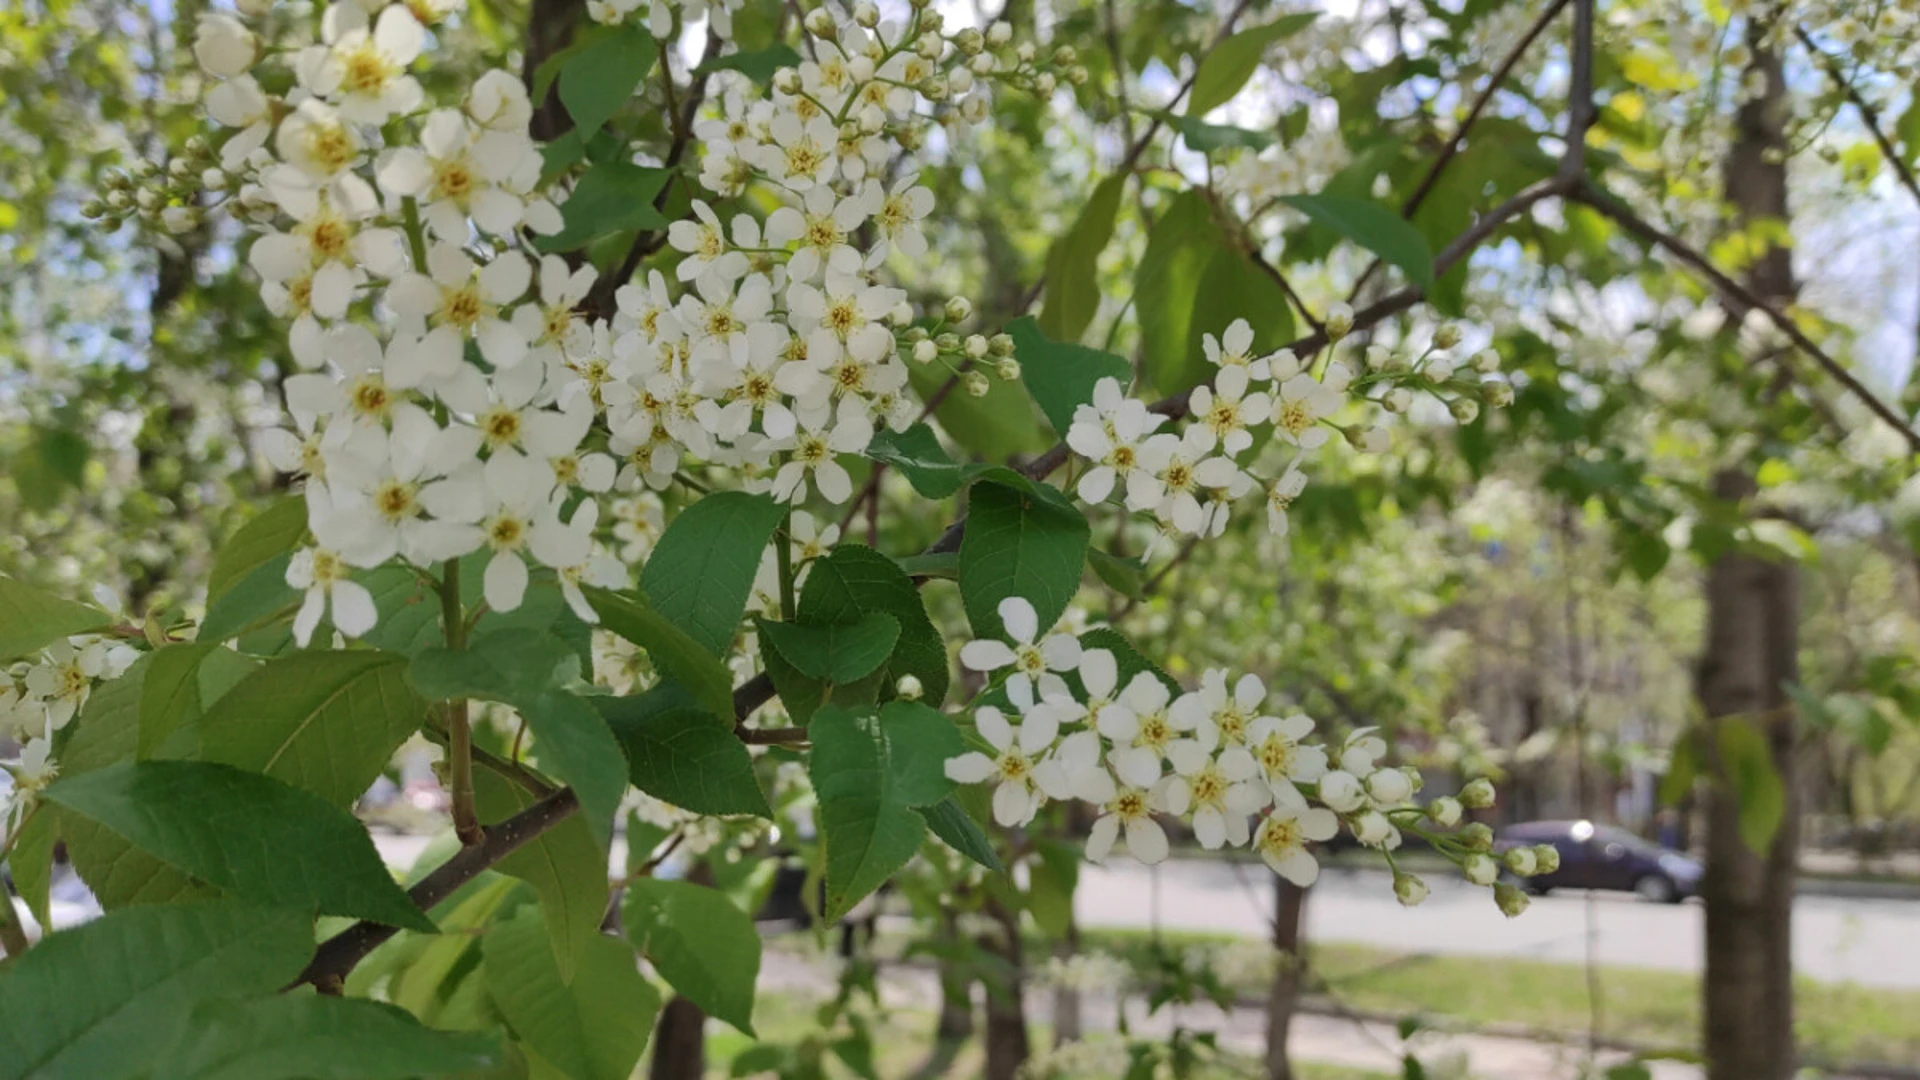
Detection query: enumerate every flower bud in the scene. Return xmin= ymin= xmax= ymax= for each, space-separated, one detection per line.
xmin=1345 ymin=425 xmax=1388 ymax=454
xmin=106 ymin=189 xmax=132 ymax=211
xmin=1432 ymin=323 xmax=1462 ymax=349
xmin=1495 ymin=882 xmax=1531 ymax=918
xmin=896 ymin=673 xmax=924 ymax=700
xmin=995 ymin=357 xmax=1022 ymax=381
xmin=1462 ymin=852 xmax=1499 ymax=886
xmin=1067 ymin=65 xmax=1089 ymax=86
xmin=919 ymin=10 xmax=943 ymax=33
xmin=1472 ymin=348 xmax=1501 ymax=373
xmin=1267 ymin=348 xmax=1302 ymax=380
xmin=201 ymin=168 xmax=229 ymax=191
xmin=1425 ymin=796 xmax=1463 ymax=828
xmin=1458 ymin=822 xmax=1494 ymax=851
xmin=183 ymin=135 xmax=210 ymax=160
xmin=1532 ymin=843 xmax=1560 ymax=874
xmin=890 ymin=301 xmax=915 ymax=326
xmin=168 ymin=158 xmax=194 ymax=180
xmin=773 ymin=69 xmax=801 ymax=95
xmin=971 ymin=53 xmax=997 ymax=76
xmin=1394 ymin=871 xmax=1429 ymax=907
xmin=80 ymin=198 xmax=107 ymax=219
xmin=1317 ymin=770 xmax=1365 ymax=813
xmin=920 ymin=78 xmax=951 ymax=102
xmin=959 ymin=95 xmax=990 ymax=125
xmin=1483 ymin=380 xmax=1513 ymax=408
xmin=1459 ymin=778 xmax=1496 ymax=809
xmin=912 ymin=340 xmax=938 ymax=364
xmin=1052 ymin=45 xmax=1078 ymax=66
xmin=1366 ymin=767 xmax=1414 ymax=805
xmin=193 ymin=13 xmax=259 ymax=78
xmin=953 ymin=28 xmax=984 ymax=55
xmin=1324 ymin=302 xmax=1354 ymax=340
xmin=1425 ymin=355 xmax=1455 ymax=382
xmin=1383 ymin=387 xmax=1413 ymax=414
xmin=1450 ymin=398 xmax=1481 ymax=424
xmin=949 ymin=68 xmax=974 ymax=94
xmin=1351 ymin=809 xmax=1394 ymax=847
xmin=944 ymin=296 xmax=972 ymax=323
xmin=934 ymin=332 xmax=960 ymax=352
xmin=1015 ymin=42 xmax=1036 ymax=63
xmin=803 ymin=8 xmax=837 ymax=39
xmin=964 ymin=333 xmax=990 ymax=359
xmin=964 ymin=371 xmax=991 ymax=397
xmin=162 ymin=206 xmax=199 ymax=234
xmin=987 ymin=22 xmax=1013 ymax=46
xmin=1034 ymin=72 xmax=1057 ymax=95
xmin=990 ymin=333 xmax=1015 ymax=357
xmin=853 ymin=1 xmax=880 ymax=27
xmin=1503 ymin=846 xmax=1538 ymax=876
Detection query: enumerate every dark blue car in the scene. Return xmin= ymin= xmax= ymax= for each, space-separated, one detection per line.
xmin=1497 ymin=819 xmax=1702 ymax=903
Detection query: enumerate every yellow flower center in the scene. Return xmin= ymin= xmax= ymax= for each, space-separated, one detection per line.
xmin=479 ymin=406 xmax=521 ymax=448
xmin=440 ymin=283 xmax=484 ymax=329
xmin=340 ymin=42 xmax=396 ymax=97
xmin=373 ymin=479 xmax=419 ymax=521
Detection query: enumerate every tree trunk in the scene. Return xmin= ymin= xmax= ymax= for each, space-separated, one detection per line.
xmin=981 ymin=895 xmax=1030 ymax=1080
xmin=647 ymin=996 xmax=706 ymax=1080
xmin=1050 ymin=918 xmax=1083 ymax=1044
xmin=1699 ymin=29 xmax=1799 ymax=1080
xmin=1264 ymin=877 xmax=1309 ymax=1080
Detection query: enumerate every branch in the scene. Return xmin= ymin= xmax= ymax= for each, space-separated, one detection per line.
xmin=1795 ymin=25 xmax=1920 ymax=209
xmin=1571 ymin=181 xmax=1920 ymax=453
xmin=293 ymin=786 xmax=581 ymax=993
xmin=1558 ymin=0 xmax=1597 ymax=183
xmin=734 ymin=724 xmax=810 ymax=745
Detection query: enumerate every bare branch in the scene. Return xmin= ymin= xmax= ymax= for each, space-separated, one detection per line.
xmin=1795 ymin=25 xmax=1920 ymax=210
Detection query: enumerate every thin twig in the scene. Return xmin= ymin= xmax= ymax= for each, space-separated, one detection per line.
xmin=734 ymin=724 xmax=811 ymax=745
xmin=1794 ymin=25 xmax=1920 ymax=209
xmin=1571 ymin=181 xmax=1920 ymax=452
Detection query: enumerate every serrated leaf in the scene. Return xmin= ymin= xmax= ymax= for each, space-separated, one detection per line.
xmin=1185 ymin=13 xmax=1320 ymax=117
xmin=46 ymin=760 xmax=433 ymax=931
xmin=536 ymin=161 xmax=672 ymax=252
xmin=8 ymin=808 xmax=56 ymax=928
xmin=485 ymin=909 xmax=660 ymax=1080
xmin=1169 ymin=113 xmax=1277 ymax=153
xmin=695 ymin=44 xmax=802 ymax=84
xmin=207 ymin=497 xmax=307 ymax=604
xmin=585 ymin=586 xmax=737 ymax=723
xmin=641 ymin=491 xmax=788 ymax=657
xmin=558 ymin=23 xmax=656 ymax=137
xmin=810 ymin=705 xmax=947 ymax=919
xmin=0 ymin=901 xmax=314 ymax=1080
xmin=1039 ymin=173 xmax=1127 ymax=343
xmin=197 ymin=553 xmax=298 ymax=642
xmin=798 ymin=544 xmax=949 ymax=706
xmin=878 ymin=700 xmax=963 ymax=807
xmin=918 ymin=797 xmax=1003 ymax=872
xmin=623 ymin=879 xmax=761 ymax=1034
xmin=1087 ymin=549 xmax=1148 ymax=600
xmin=155 ymin=996 xmax=499 ymax=1080
xmin=1134 ymin=190 xmax=1221 ymax=397
xmin=1009 ymin=316 xmax=1132 ymax=437
xmin=865 ymin=424 xmax=985 ymax=500
xmin=0 ymin=575 xmax=108 ymax=660
xmin=475 ymin=770 xmax=609 ymax=983
xmin=200 ymin=650 xmax=426 ymax=806
xmin=1281 ymin=192 xmax=1435 ymax=292
xmin=597 ymin=683 xmax=771 ymax=817
xmin=958 ymin=479 xmax=1090 ymax=641
xmin=760 ymin=613 xmax=900 ymax=684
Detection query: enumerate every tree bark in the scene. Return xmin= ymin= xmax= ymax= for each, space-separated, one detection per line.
xmin=647 ymin=995 xmax=706 ymax=1080
xmin=1699 ymin=27 xmax=1799 ymax=1080
xmin=981 ymin=895 xmax=1030 ymax=1080
xmin=1264 ymin=877 xmax=1309 ymax=1080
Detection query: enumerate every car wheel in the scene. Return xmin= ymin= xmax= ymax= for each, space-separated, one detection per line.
xmin=1634 ymin=874 xmax=1678 ymax=903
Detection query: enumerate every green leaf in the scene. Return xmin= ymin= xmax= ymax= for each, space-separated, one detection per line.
xmin=641 ymin=491 xmax=788 ymax=657
xmin=475 ymin=770 xmax=609 ymax=984
xmin=1187 ymin=245 xmax=1296 ymax=393
xmin=45 ymin=760 xmax=434 ymax=931
xmin=918 ymin=797 xmax=1003 ymax=872
xmin=200 ymin=650 xmax=426 ymax=806
xmin=7 ymin=808 xmax=56 ymax=929
xmin=1009 ymin=315 xmax=1132 ymax=437
xmin=1623 ymin=530 xmax=1670 ymax=582
xmin=1039 ymin=173 xmax=1127 ymax=343
xmin=1280 ymin=193 xmax=1435 ymax=292
xmin=598 ymin=683 xmax=772 ymax=817
xmin=760 ymin=613 xmax=900 ymax=684
xmin=1078 ymin=627 xmax=1181 ymax=696
xmin=536 ymin=161 xmax=673 ymax=252
xmin=878 ymin=700 xmax=964 ymax=807
xmin=197 ymin=552 xmax=297 ymax=642
xmin=893 ymin=551 xmax=959 ymax=580
xmin=809 ymin=705 xmax=947 ymax=919
xmin=0 ymin=575 xmax=108 ymax=660
xmin=155 ymin=996 xmax=500 ymax=1080
xmin=484 ymin=909 xmax=661 ymax=1080
xmin=584 ymin=586 xmax=737 ymax=723
xmin=558 ymin=23 xmax=656 ymax=137
xmin=623 ymin=878 xmax=762 ymax=1034
xmin=1717 ymin=717 xmax=1785 ymax=855
xmin=798 ymin=544 xmax=949 ymax=706
xmin=696 ymin=44 xmax=802 ymax=85
xmin=1134 ymin=189 xmax=1221 ymax=396
xmin=14 ymin=425 xmax=89 ymax=510
xmin=207 ymin=497 xmax=307 ymax=604
xmin=1169 ymin=113 xmax=1277 ymax=153
xmin=865 ymin=423 xmax=985 ymax=500
xmin=958 ymin=479 xmax=1090 ymax=641
xmin=1087 ymin=549 xmax=1148 ymax=600
xmin=135 ymin=643 xmax=260 ymax=760
xmin=907 ymin=357 xmax=1046 ymax=462
xmin=0 ymin=901 xmax=314 ymax=1080
xmin=1185 ymin=12 xmax=1321 ymax=117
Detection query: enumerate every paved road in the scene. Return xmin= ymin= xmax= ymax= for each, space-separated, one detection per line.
xmin=1075 ymin=857 xmax=1920 ymax=989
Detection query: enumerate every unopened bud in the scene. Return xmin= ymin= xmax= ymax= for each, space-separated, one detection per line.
xmin=1033 ymin=72 xmax=1057 ymax=95
xmin=1483 ymin=380 xmax=1513 ymax=408
xmin=1365 ymin=768 xmax=1412 ymax=806
xmin=1052 ymin=45 xmax=1078 ymax=66
xmin=1494 ymin=882 xmax=1531 ymax=917
xmin=1346 ymin=425 xmax=1388 ymax=454
xmin=1317 ymin=770 xmax=1365 ymax=813
xmin=1472 ymin=348 xmax=1501 ymax=373
xmin=1325 ymin=302 xmax=1354 ymax=340
xmin=184 ymin=135 xmax=211 ymax=160
xmin=971 ymin=53 xmax=997 ymax=76
xmin=773 ymin=69 xmax=801 ymax=95
xmin=1425 ymin=355 xmax=1456 ymax=382
xmin=1459 ymin=821 xmax=1494 ymax=851
xmin=995 ymin=357 xmax=1021 ymax=380
xmin=949 ymin=68 xmax=974 ymax=94
xmin=1449 ymin=398 xmax=1480 ymax=424
xmin=1459 ymin=778 xmax=1496 ymax=809
xmin=1532 ymin=843 xmax=1560 ymax=874
xmin=803 ymin=8 xmax=837 ymax=39
xmin=964 ymin=371 xmax=991 ymax=397
xmin=1394 ymin=871 xmax=1429 ymax=907
xmin=912 ymin=340 xmax=938 ymax=364
xmin=1463 ymin=852 xmax=1499 ymax=886
xmin=987 ymin=22 xmax=1012 ymax=46
xmin=896 ymin=673 xmax=924 ymax=700
xmin=852 ymin=1 xmax=880 ymax=28
xmin=202 ymin=168 xmax=229 ymax=191
xmin=890 ymin=301 xmax=915 ymax=326
xmin=1425 ymin=796 xmax=1462 ymax=828
xmin=1432 ymin=323 xmax=1462 ymax=349
xmin=989 ymin=333 xmax=1015 ymax=357
xmin=953 ymin=28 xmax=984 ymax=55
xmin=943 ymin=296 xmax=972 ymax=323
xmin=1067 ymin=65 xmax=1089 ymax=86
xmin=1383 ymin=387 xmax=1413 ymax=414
xmin=1351 ymin=809 xmax=1394 ymax=847
xmin=80 ymin=198 xmax=107 ymax=219
xmin=1503 ymin=846 xmax=1538 ymax=876
xmin=1015 ymin=42 xmax=1036 ymax=63
xmin=934 ymin=332 xmax=960 ymax=353
xmin=964 ymin=334 xmax=989 ymax=359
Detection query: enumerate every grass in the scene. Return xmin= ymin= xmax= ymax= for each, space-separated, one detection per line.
xmin=1072 ymin=927 xmax=1920 ymax=1068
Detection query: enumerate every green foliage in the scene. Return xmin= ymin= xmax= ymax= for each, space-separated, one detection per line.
xmin=1717 ymin=716 xmax=1786 ymax=855
xmin=1039 ymin=174 xmax=1127 ymax=343
xmin=1279 ymin=193 xmax=1436 ymax=292
xmin=640 ymin=491 xmax=788 ymax=656
xmin=1133 ymin=191 xmax=1295 ymax=395
xmin=45 ymin=760 xmax=435 ymax=931
xmin=808 ymin=703 xmax=960 ymax=919
xmin=483 ymin=909 xmax=661 ymax=1080
xmin=153 ymin=996 xmax=499 ymax=1080
xmin=0 ymin=574 xmax=108 ymax=659
xmin=537 ymin=162 xmax=672 ymax=252
xmin=918 ymin=796 xmax=1004 ymax=871
xmin=474 ymin=770 xmax=609 ymax=983
xmin=696 ymin=44 xmax=803 ymax=84
xmin=598 ymin=683 xmax=773 ymax=816
xmin=958 ymin=478 xmax=1090 ymax=640
xmin=138 ymin=642 xmax=256 ymax=759
xmin=584 ymin=586 xmax=738 ymax=722
xmin=204 ymin=497 xmax=306 ymax=605
xmin=864 ymin=424 xmax=984 ymax=499
xmin=556 ymin=24 xmax=656 ymax=138
xmin=0 ymin=901 xmax=315 ymax=1080
xmin=1184 ymin=12 xmax=1320 ymax=116
xmin=623 ymin=879 xmax=762 ymax=1034
xmin=766 ymin=543 xmax=951 ymax=718
xmin=1010 ymin=315 xmax=1131 ymax=436
xmin=760 ymin=612 xmax=900 ymax=684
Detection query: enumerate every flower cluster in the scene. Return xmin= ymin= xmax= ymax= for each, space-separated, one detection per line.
xmin=944 ymin=595 xmax=1517 ymax=908
xmin=1065 ymin=313 xmax=1515 ymax=547
xmin=1 ymin=632 xmax=139 ymax=835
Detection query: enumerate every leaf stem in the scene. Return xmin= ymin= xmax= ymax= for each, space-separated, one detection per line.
xmin=441 ymin=559 xmax=483 ymax=846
